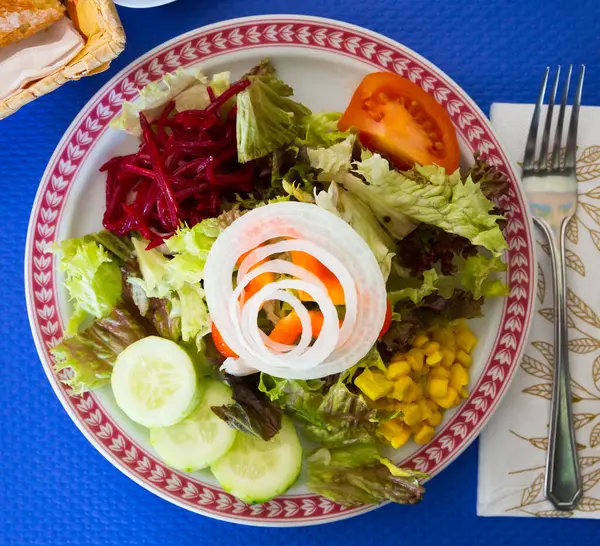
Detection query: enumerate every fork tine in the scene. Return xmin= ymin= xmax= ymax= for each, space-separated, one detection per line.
xmin=551 ymin=65 xmax=572 ymax=170
xmin=539 ymin=67 xmax=561 ymax=170
xmin=523 ymin=67 xmax=549 ymax=171
xmin=565 ymin=65 xmax=585 ymax=170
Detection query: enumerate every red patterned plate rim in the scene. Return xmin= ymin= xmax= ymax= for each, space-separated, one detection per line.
xmin=25 ymin=15 xmax=535 ymax=526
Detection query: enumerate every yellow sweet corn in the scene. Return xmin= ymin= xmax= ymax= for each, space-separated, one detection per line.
xmin=413 ymin=423 xmax=435 ymax=445
xmin=427 ymin=411 xmax=443 ymax=427
xmin=426 ymin=352 xmax=442 ymax=366
xmin=391 ymin=425 xmax=412 ymax=449
xmin=403 ymin=382 xmax=422 ymax=404
xmin=417 ymin=398 xmax=433 ymax=421
xmin=423 ymin=341 xmax=441 ymax=356
xmin=456 ymin=328 xmax=477 ymax=353
xmin=402 ymin=403 xmax=422 ymax=426
xmin=434 ymin=386 xmax=459 ymax=409
xmin=412 ymin=333 xmax=429 ymax=348
xmin=456 ymin=349 xmax=472 ymax=367
xmin=460 ymin=387 xmax=469 ymax=399
xmin=391 ymin=376 xmax=414 ymax=401
xmin=428 ymin=377 xmax=449 ymax=398
xmin=441 ymin=349 xmax=455 ymax=368
xmin=430 ymin=366 xmax=450 ymax=379
xmin=380 ymin=418 xmax=406 ymax=441
xmin=355 ymin=368 xmax=393 ymax=401
xmin=407 ymin=348 xmax=425 ymax=372
xmin=433 ymin=327 xmax=456 ymax=350
xmin=449 ymin=363 xmax=469 ymax=392
xmin=386 ymin=359 xmax=411 ymax=380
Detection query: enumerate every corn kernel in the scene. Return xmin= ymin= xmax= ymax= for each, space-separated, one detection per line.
xmin=402 ymin=403 xmax=422 ymax=426
xmin=391 ymin=376 xmax=414 ymax=401
xmin=424 ymin=398 xmax=438 ymax=412
xmin=417 ymin=398 xmax=433 ymax=421
xmin=449 ymin=363 xmax=469 ymax=392
xmin=434 ymin=386 xmax=459 ymax=409
xmin=423 ymin=341 xmax=441 ymax=356
xmin=355 ymin=368 xmax=393 ymax=401
xmin=426 ymin=351 xmax=442 ymax=366
xmin=441 ymin=349 xmax=455 ymax=368
xmin=456 ymin=349 xmax=472 ymax=367
xmin=407 ymin=348 xmax=424 ymax=372
xmin=427 ymin=411 xmax=443 ymax=427
xmin=380 ymin=418 xmax=406 ymax=441
xmin=456 ymin=329 xmax=477 ymax=353
xmin=413 ymin=423 xmax=435 ymax=445
xmin=403 ymin=382 xmax=421 ymax=403
xmin=391 ymin=425 xmax=412 ymax=448
xmin=412 ymin=333 xmax=429 ymax=348
xmin=460 ymin=387 xmax=469 ymax=399
xmin=432 ymin=327 xmax=456 ymax=349
xmin=430 ymin=366 xmax=450 ymax=379
xmin=386 ymin=360 xmax=411 ymax=380
xmin=427 ymin=377 xmax=449 ymax=398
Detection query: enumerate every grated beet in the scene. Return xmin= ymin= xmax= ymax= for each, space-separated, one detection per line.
xmin=101 ymin=78 xmax=253 ymax=247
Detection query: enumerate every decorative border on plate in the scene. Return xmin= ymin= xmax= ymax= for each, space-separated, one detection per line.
xmin=26 ymin=17 xmax=534 ymax=525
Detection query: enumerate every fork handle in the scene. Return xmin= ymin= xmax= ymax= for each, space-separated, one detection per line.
xmin=536 ymin=217 xmax=582 ymax=510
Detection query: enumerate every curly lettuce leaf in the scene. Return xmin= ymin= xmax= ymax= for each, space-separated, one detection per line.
xmin=130 ymin=238 xmax=171 ymax=299
xmin=236 ymin=75 xmax=311 ymax=163
xmin=316 ymin=182 xmax=394 ymax=280
xmin=212 ymin=374 xmax=283 ymax=441
xmin=296 ymin=112 xmax=353 ymax=149
xmin=176 ymin=283 xmax=211 ymax=348
xmin=345 ymin=154 xmax=507 ymax=255
xmin=110 ymin=68 xmax=209 ymax=137
xmin=52 ymin=238 xmax=122 ymax=335
xmin=307 ymin=134 xmax=355 ymax=182
xmin=307 ymin=443 xmax=426 ymax=506
xmin=452 ymin=254 xmax=509 ymax=300
xmin=51 ymin=306 xmax=153 ymax=394
xmin=388 ymin=268 xmax=439 ymax=306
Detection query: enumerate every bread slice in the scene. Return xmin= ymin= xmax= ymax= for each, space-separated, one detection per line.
xmin=0 ymin=0 xmax=66 ymax=47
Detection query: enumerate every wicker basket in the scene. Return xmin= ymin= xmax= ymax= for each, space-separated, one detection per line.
xmin=0 ymin=0 xmax=126 ymax=120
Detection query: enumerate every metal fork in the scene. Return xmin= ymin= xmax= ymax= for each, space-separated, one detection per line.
xmin=522 ymin=65 xmax=585 ymax=511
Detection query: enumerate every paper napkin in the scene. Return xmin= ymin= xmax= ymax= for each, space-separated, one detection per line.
xmin=477 ymin=103 xmax=600 ymax=518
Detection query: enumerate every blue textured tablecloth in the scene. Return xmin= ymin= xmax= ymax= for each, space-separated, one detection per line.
xmin=2 ymin=0 xmax=600 ymax=543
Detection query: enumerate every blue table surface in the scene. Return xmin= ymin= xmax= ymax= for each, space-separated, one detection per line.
xmin=2 ymin=0 xmax=600 ymax=544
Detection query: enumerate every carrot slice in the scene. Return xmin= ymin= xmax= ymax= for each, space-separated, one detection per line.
xmin=268 ymin=310 xmax=328 ymax=345
xmin=291 ymin=251 xmax=345 ymax=305
xmin=237 ymin=245 xmax=275 ymax=300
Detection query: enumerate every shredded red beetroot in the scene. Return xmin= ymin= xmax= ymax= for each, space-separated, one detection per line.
xmin=101 ymin=79 xmax=253 ymax=248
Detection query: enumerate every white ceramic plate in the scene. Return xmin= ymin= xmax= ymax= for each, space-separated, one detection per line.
xmin=114 ymin=0 xmax=177 ymax=8
xmin=26 ymin=15 xmax=535 ymax=526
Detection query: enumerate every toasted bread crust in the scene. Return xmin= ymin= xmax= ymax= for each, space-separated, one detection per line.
xmin=0 ymin=0 xmax=66 ymax=47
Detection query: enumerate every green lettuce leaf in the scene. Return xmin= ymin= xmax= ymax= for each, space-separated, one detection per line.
xmin=316 ymin=182 xmax=394 ymax=280
xmin=344 ymin=154 xmax=507 ymax=255
xmin=176 ymin=283 xmax=211 ymax=348
xmin=52 ymin=238 xmax=122 ymax=335
xmin=449 ymin=254 xmax=509 ymax=300
xmin=236 ymin=75 xmax=311 ymax=163
xmin=306 ymin=442 xmax=426 ymax=506
xmin=51 ymin=306 xmax=153 ymax=394
xmin=388 ymin=268 xmax=439 ymax=306
xmin=296 ymin=112 xmax=353 ymax=148
xmin=110 ymin=68 xmax=209 ymax=136
xmin=130 ymin=238 xmax=171 ymax=299
xmin=307 ymin=134 xmax=355 ymax=182
xmin=212 ymin=374 xmax=283 ymax=441
xmin=165 ymin=218 xmax=222 ymax=290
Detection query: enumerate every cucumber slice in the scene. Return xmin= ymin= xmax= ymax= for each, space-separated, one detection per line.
xmin=111 ymin=336 xmax=200 ymax=428
xmin=211 ymin=416 xmax=302 ymax=504
xmin=150 ymin=380 xmax=237 ymax=471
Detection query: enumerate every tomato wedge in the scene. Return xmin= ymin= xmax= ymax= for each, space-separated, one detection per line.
xmin=211 ymin=322 xmax=238 ymax=358
xmin=290 ymin=251 xmax=345 ymax=305
xmin=339 ymin=72 xmax=460 ymax=172
xmin=269 ymin=310 xmax=333 ymax=345
xmin=237 ymin=245 xmax=275 ymax=300
xmin=378 ymin=299 xmax=392 ymax=339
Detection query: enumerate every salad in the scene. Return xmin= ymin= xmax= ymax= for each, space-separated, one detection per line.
xmin=50 ymin=60 xmax=510 ymax=507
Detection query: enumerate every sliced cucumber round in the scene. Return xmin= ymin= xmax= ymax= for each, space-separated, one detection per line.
xmin=111 ymin=336 xmax=200 ymax=428
xmin=210 ymin=415 xmax=302 ymax=504
xmin=150 ymin=380 xmax=237 ymax=472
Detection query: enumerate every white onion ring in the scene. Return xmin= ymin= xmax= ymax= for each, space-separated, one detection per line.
xmin=203 ymin=202 xmax=387 ymax=380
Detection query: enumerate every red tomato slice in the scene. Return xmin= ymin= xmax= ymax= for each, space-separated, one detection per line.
xmin=211 ymin=322 xmax=238 ymax=358
xmin=378 ymin=299 xmax=392 ymax=339
xmin=339 ymin=72 xmax=460 ymax=172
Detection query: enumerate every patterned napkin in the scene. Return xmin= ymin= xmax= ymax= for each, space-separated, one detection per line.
xmin=477 ymin=103 xmax=600 ymax=518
